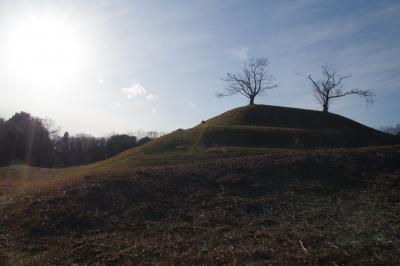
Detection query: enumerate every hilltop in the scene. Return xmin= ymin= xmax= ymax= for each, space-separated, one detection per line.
xmin=205 ymin=105 xmax=375 ymax=131
xmin=0 ymin=105 xmax=400 ymax=265
xmin=130 ymin=105 xmax=398 ymax=155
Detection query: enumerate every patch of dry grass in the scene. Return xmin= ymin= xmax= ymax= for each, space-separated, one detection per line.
xmin=0 ymin=145 xmax=399 ymax=265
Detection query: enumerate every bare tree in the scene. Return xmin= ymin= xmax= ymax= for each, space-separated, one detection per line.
xmin=217 ymin=57 xmax=278 ymax=105
xmin=380 ymin=123 xmax=400 ymax=135
xmin=307 ymin=64 xmax=374 ymax=112
xmin=41 ymin=118 xmax=61 ymax=141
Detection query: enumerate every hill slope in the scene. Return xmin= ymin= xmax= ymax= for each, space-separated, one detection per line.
xmin=1 ymin=105 xmax=400 ymax=265
xmin=130 ymin=105 xmax=399 ymax=155
xmin=206 ymin=104 xmax=376 ymax=131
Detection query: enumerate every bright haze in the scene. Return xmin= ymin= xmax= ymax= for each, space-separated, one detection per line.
xmin=0 ymin=0 xmax=399 ymax=136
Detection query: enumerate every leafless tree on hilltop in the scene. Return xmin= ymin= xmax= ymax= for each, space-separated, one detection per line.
xmin=217 ymin=57 xmax=278 ymax=105
xmin=307 ymin=64 xmax=374 ymax=112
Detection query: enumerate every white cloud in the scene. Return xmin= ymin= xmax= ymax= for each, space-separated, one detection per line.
xmin=229 ymin=46 xmax=249 ymax=61
xmin=151 ymin=108 xmax=157 ymax=113
xmin=146 ymin=94 xmax=157 ymax=100
xmin=121 ymin=84 xmax=146 ymax=99
xmin=120 ymin=84 xmax=159 ymax=102
xmin=98 ymin=78 xmax=104 ymax=84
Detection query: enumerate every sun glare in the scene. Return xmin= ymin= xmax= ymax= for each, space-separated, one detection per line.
xmin=5 ymin=16 xmax=86 ymax=85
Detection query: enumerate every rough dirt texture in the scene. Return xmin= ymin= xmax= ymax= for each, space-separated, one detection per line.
xmin=0 ymin=146 xmax=399 ymax=265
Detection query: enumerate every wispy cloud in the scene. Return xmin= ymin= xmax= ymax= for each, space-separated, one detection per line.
xmin=372 ymin=2 xmax=400 ymax=19
xmin=1 ymin=1 xmax=399 ymax=134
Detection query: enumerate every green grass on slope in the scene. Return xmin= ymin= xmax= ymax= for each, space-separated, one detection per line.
xmin=206 ymin=104 xmax=379 ymax=132
xmin=2 ymin=104 xmax=397 ymax=190
xmin=104 ymin=106 xmax=398 ymax=156
xmin=90 ymin=104 xmax=400 ymax=160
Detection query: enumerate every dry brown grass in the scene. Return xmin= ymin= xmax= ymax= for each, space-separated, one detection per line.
xmin=0 ymin=145 xmax=399 ymax=265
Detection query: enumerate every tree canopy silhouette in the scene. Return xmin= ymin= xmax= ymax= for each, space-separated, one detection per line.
xmin=0 ymin=111 xmax=162 ymax=167
xmin=0 ymin=112 xmax=53 ymax=166
xmin=307 ymin=64 xmax=374 ymax=112
xmin=218 ymin=57 xmax=278 ymax=105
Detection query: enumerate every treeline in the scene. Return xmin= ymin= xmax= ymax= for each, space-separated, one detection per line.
xmin=380 ymin=124 xmax=400 ymax=136
xmin=0 ymin=112 xmax=162 ymax=167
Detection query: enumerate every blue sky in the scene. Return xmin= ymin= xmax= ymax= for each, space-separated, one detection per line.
xmin=0 ymin=0 xmax=399 ymax=135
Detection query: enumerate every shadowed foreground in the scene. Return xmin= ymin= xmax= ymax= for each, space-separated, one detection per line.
xmin=1 ymin=145 xmax=399 ymax=265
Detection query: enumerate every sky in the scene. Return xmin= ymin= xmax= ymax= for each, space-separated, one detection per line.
xmin=0 ymin=0 xmax=399 ymax=136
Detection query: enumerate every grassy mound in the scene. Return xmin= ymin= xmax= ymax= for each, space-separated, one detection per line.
xmin=122 ymin=105 xmax=399 ymax=155
xmin=206 ymin=105 xmax=377 ymax=132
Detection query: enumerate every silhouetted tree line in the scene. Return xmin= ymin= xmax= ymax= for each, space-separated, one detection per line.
xmin=380 ymin=124 xmax=400 ymax=135
xmin=0 ymin=112 xmax=159 ymax=167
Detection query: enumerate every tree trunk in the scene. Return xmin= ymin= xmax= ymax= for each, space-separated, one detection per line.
xmin=249 ymin=97 xmax=255 ymax=105
xmin=322 ymin=102 xmax=328 ymax=112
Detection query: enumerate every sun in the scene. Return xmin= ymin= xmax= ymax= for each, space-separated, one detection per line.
xmin=4 ymin=16 xmax=86 ymax=85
